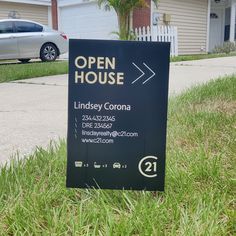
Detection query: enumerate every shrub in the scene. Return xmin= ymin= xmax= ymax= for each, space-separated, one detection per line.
xmin=212 ymin=41 xmax=236 ymax=54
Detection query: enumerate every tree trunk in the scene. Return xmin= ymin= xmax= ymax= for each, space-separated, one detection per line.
xmin=117 ymin=12 xmax=130 ymax=40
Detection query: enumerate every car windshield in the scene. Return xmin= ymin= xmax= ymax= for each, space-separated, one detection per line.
xmin=43 ymin=25 xmax=54 ymax=32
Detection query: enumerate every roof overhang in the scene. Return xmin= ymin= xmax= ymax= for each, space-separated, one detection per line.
xmin=0 ymin=0 xmax=51 ymax=6
xmin=58 ymin=0 xmax=95 ymax=7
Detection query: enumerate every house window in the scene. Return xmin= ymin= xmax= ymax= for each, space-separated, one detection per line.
xmin=224 ymin=7 xmax=236 ymax=41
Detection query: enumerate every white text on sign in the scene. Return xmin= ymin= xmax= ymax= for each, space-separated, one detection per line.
xmin=74 ymin=56 xmax=125 ymax=85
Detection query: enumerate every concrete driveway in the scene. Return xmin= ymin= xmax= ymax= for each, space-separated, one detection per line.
xmin=0 ymin=56 xmax=236 ymax=165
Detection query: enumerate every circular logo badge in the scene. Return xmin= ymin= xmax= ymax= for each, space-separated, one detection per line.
xmin=138 ymin=156 xmax=158 ymax=178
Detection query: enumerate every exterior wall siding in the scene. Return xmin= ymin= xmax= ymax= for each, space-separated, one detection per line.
xmin=0 ymin=2 xmax=48 ymax=25
xmin=157 ymin=0 xmax=208 ymax=55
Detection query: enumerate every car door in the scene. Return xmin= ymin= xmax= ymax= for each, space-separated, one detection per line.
xmin=0 ymin=21 xmax=19 ymax=59
xmin=14 ymin=21 xmax=44 ymax=58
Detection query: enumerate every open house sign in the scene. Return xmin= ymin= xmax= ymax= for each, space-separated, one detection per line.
xmin=67 ymin=39 xmax=170 ymax=191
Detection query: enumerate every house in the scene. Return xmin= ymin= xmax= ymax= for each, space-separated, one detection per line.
xmin=0 ymin=0 xmax=51 ymax=25
xmin=1 ymin=0 xmax=235 ymax=55
xmin=0 ymin=0 xmax=118 ymax=39
xmin=133 ymin=0 xmax=236 ymax=54
xmin=55 ymin=0 xmax=236 ymax=55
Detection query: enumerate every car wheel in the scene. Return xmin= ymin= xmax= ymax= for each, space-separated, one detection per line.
xmin=40 ymin=43 xmax=58 ymax=62
xmin=18 ymin=59 xmax=31 ymax=63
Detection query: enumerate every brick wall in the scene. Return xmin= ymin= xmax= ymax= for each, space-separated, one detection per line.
xmin=132 ymin=0 xmax=151 ymax=28
xmin=51 ymin=0 xmax=58 ymax=30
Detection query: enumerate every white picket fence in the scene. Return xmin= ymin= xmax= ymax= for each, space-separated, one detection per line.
xmin=134 ymin=26 xmax=178 ymax=56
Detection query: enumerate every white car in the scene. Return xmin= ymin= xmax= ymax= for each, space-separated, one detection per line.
xmin=0 ymin=19 xmax=68 ymax=62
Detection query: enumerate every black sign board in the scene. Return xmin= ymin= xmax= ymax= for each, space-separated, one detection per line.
xmin=67 ymin=39 xmax=170 ymax=191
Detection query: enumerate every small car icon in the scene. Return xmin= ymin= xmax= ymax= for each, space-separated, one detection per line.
xmin=113 ymin=162 xmax=121 ymax=169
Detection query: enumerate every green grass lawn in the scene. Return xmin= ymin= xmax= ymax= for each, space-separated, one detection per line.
xmin=0 ymin=76 xmax=235 ymax=235
xmin=0 ymin=53 xmax=235 ymax=83
xmin=0 ymin=61 xmax=68 ymax=83
xmin=171 ymin=52 xmax=236 ymax=62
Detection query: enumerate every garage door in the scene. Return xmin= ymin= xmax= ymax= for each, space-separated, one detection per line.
xmin=59 ymin=2 xmax=118 ymax=39
xmin=0 ymin=2 xmax=48 ymax=25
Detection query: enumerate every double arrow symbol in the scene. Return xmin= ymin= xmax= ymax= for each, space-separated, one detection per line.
xmin=132 ymin=62 xmax=156 ymax=85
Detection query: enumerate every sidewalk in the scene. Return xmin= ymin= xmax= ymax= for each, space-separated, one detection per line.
xmin=169 ymin=56 xmax=236 ymax=95
xmin=0 ymin=56 xmax=236 ymax=165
